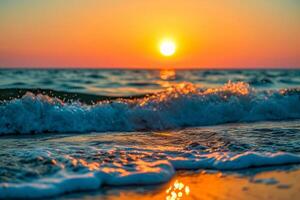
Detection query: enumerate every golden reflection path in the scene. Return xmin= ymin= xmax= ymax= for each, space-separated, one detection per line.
xmin=160 ymin=69 xmax=176 ymax=81
xmin=117 ymin=170 xmax=300 ymax=199
xmin=166 ymin=179 xmax=190 ymax=200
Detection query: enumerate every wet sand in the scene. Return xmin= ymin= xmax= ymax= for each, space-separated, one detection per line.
xmin=61 ymin=167 xmax=300 ymax=200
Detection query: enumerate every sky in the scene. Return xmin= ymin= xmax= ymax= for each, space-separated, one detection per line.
xmin=0 ymin=0 xmax=299 ymax=69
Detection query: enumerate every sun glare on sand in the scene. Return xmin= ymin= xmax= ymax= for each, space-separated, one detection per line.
xmin=160 ymin=39 xmax=176 ymax=56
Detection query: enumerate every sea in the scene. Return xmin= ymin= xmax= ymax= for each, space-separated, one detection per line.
xmin=0 ymin=69 xmax=300 ymax=199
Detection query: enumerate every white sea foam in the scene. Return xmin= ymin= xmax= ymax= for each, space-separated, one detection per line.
xmin=0 ymin=173 xmax=102 ymax=199
xmin=0 ymin=160 xmax=174 ymax=199
xmin=170 ymin=151 xmax=300 ymax=170
xmin=0 ymin=151 xmax=299 ymax=199
xmin=0 ymin=82 xmax=299 ymax=135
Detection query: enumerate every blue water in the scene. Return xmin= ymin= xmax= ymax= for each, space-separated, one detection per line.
xmin=0 ymin=69 xmax=300 ymax=199
xmin=1 ymin=69 xmax=300 ymax=96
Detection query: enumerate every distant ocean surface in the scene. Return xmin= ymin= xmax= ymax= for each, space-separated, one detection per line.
xmin=0 ymin=69 xmax=300 ymax=199
xmin=1 ymin=69 xmax=300 ymax=96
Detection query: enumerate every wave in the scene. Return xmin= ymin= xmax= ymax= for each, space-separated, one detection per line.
xmin=0 ymin=81 xmax=300 ymax=135
xmin=0 ymin=88 xmax=145 ymax=104
xmin=1 ymin=151 xmax=299 ymax=199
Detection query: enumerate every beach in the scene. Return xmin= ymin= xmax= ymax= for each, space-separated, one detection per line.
xmin=61 ymin=168 xmax=300 ymax=200
xmin=0 ymin=69 xmax=300 ymax=199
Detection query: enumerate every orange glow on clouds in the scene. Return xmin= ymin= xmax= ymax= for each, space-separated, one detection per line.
xmin=0 ymin=0 xmax=299 ymax=68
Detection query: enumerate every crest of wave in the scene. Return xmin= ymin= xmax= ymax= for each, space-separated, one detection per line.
xmin=136 ymin=81 xmax=251 ymax=106
xmin=0 ymin=81 xmax=299 ymax=134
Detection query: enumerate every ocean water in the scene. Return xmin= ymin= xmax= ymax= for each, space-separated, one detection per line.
xmin=0 ymin=69 xmax=300 ymax=199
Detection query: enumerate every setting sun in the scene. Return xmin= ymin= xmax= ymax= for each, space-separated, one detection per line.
xmin=160 ymin=39 xmax=176 ymax=57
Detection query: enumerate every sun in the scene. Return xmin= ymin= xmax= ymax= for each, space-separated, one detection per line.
xmin=160 ymin=39 xmax=176 ymax=56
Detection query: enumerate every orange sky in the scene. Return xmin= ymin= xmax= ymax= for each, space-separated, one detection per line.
xmin=0 ymin=0 xmax=299 ymax=68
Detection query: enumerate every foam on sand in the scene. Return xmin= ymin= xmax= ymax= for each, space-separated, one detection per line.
xmin=0 ymin=151 xmax=299 ymax=199
xmin=170 ymin=152 xmax=300 ymax=170
xmin=0 ymin=160 xmax=174 ymax=199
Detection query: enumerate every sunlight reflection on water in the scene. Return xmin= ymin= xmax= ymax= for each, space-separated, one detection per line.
xmin=160 ymin=69 xmax=176 ymax=81
xmin=1 ymin=69 xmax=299 ymax=96
xmin=166 ymin=179 xmax=190 ymax=200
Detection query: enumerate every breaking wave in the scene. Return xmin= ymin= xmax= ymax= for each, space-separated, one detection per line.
xmin=0 ymin=81 xmax=300 ymax=135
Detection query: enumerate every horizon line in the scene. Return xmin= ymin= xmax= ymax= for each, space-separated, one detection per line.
xmin=0 ymin=66 xmax=299 ymax=70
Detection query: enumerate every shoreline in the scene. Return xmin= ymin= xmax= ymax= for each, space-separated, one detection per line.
xmin=60 ymin=167 xmax=300 ymax=200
